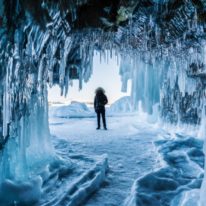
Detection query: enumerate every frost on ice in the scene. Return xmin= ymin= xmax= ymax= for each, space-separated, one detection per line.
xmin=0 ymin=0 xmax=206 ymax=205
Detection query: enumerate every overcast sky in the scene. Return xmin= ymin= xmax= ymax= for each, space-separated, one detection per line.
xmin=48 ymin=51 xmax=131 ymax=104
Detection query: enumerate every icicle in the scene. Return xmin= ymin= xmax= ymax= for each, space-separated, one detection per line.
xmin=38 ymin=54 xmax=45 ymax=83
xmin=100 ymin=50 xmax=102 ymax=64
xmin=193 ymin=8 xmax=198 ymax=30
xmin=3 ymin=57 xmax=13 ymax=138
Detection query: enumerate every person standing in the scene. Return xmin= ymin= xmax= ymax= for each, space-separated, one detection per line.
xmin=94 ymin=87 xmax=108 ymax=130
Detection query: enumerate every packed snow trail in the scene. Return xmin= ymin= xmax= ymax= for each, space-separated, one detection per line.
xmin=49 ymin=115 xmax=163 ymax=205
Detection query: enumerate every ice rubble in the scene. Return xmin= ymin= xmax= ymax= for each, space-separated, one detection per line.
xmin=53 ymin=155 xmax=108 ymax=206
xmin=125 ymin=136 xmax=204 ymax=206
xmin=0 ymin=0 xmax=206 ymax=205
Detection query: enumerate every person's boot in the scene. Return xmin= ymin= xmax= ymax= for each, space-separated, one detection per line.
xmin=96 ymin=127 xmax=100 ymax=130
xmin=104 ymin=126 xmax=107 ymax=130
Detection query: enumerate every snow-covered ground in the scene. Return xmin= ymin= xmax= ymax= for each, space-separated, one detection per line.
xmin=0 ymin=102 xmax=203 ymax=205
xmin=49 ymin=101 xmax=96 ymax=118
xmin=47 ymin=101 xmax=204 ymax=206
xmin=49 ymin=115 xmax=162 ymax=205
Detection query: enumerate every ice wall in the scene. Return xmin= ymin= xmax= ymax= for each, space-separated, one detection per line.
xmin=0 ymin=1 xmax=95 ymax=198
xmin=119 ymin=48 xmax=205 ymax=120
xmin=0 ymin=28 xmax=53 ymax=182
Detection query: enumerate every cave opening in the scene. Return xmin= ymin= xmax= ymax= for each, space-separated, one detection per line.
xmin=1 ymin=0 xmax=206 ymax=205
xmin=48 ymin=50 xmax=131 ymax=106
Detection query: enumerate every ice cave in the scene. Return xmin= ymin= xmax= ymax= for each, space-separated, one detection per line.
xmin=0 ymin=0 xmax=206 ymax=205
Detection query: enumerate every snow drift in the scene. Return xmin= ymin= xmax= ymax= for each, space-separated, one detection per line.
xmin=50 ymin=101 xmax=95 ymax=118
xmin=50 ymin=97 xmax=137 ymax=119
xmin=109 ymin=96 xmax=134 ymax=114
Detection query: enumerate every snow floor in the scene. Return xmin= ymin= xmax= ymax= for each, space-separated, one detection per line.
xmin=48 ymin=115 xmax=163 ymax=205
xmin=48 ymin=114 xmax=204 ymax=206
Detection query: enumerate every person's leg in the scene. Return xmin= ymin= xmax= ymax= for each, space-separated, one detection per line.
xmin=102 ymin=109 xmax=107 ymax=129
xmin=97 ymin=111 xmax=101 ymax=129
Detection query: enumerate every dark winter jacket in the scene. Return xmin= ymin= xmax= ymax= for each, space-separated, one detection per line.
xmin=94 ymin=92 xmax=108 ymax=112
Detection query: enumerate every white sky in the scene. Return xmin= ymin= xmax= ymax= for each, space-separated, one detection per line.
xmin=48 ymin=51 xmax=131 ymax=104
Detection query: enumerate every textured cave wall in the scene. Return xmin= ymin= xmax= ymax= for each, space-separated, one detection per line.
xmin=161 ymin=74 xmax=204 ymax=124
xmin=0 ymin=0 xmax=93 ymax=142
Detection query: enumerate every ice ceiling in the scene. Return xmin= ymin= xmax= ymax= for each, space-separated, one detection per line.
xmin=0 ymin=0 xmax=206 ymax=204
